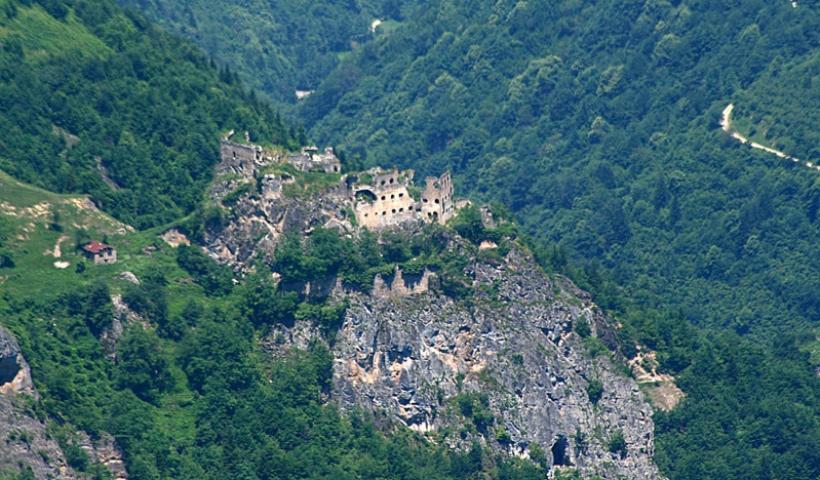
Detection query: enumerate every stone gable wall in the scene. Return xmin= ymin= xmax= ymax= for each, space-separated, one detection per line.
xmin=421 ymin=172 xmax=455 ymax=224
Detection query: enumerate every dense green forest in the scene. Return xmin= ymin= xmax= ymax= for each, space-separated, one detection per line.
xmin=0 ymin=0 xmax=298 ymax=228
xmin=117 ymin=0 xmax=404 ymax=104
xmin=299 ymin=2 xmax=820 ymax=477
xmin=112 ymin=0 xmax=820 ymax=478
xmin=1 ymin=0 xmax=819 ymax=479
xmin=734 ymin=48 xmax=820 ymax=160
xmin=0 ymin=275 xmax=544 ymax=480
xmin=112 ymin=0 xmax=820 ymax=336
xmin=302 ymin=0 xmax=820 ymax=337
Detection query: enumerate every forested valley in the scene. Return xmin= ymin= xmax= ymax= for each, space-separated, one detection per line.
xmin=298 ymin=4 xmax=820 ymax=478
xmin=0 ymin=1 xmax=818 ymax=479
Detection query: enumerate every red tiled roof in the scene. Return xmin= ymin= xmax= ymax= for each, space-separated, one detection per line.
xmin=82 ymin=240 xmax=113 ymax=254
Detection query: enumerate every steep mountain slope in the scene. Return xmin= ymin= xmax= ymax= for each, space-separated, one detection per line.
xmin=732 ymin=48 xmax=820 ymax=161
xmin=0 ymin=166 xmax=558 ymax=479
xmin=0 ymin=0 xmax=297 ymax=229
xmin=286 ymin=2 xmax=820 ymax=479
xmin=199 ymin=134 xmax=818 ymax=480
xmin=301 ymin=0 xmax=820 ymax=337
xmin=0 ymin=151 xmax=664 ymax=479
xmin=117 ymin=0 xmax=402 ymax=104
xmin=191 ymin=146 xmax=663 ymax=479
xmin=329 ymin=249 xmax=659 ymax=480
xmin=1 ymin=1 xmax=818 ymax=479
xmin=0 ymin=327 xmax=73 ymax=479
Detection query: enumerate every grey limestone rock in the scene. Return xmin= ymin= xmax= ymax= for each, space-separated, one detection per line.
xmin=210 ymin=148 xmax=663 ymax=478
xmin=0 ymin=328 xmax=128 ymax=480
xmin=0 ymin=327 xmax=73 ymax=479
xmin=270 ymin=242 xmax=662 ymax=479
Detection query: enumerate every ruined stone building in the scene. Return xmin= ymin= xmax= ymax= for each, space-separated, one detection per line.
xmin=215 ymin=131 xmax=458 ymax=232
xmin=219 ymin=131 xmax=265 ymax=177
xmin=220 ymin=131 xmax=342 ymax=175
xmin=352 ymin=168 xmax=456 ymax=229
xmin=353 ymin=168 xmax=418 ymax=229
xmin=420 ymin=171 xmax=455 ymax=223
xmin=287 ymin=146 xmax=342 ymax=173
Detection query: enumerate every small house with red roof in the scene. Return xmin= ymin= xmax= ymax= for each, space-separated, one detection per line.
xmin=82 ymin=240 xmax=117 ymax=265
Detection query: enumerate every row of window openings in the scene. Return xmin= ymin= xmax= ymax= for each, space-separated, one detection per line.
xmin=380 ymin=192 xmax=405 ymax=200
xmin=362 ymin=203 xmax=448 ymax=218
xmin=373 ymin=193 xmax=448 ymax=205
xmin=379 ymin=178 xmax=396 ymax=186
xmin=363 ymin=207 xmax=413 ymax=217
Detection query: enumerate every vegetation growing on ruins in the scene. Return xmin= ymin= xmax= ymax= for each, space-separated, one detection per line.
xmin=283 ymin=3 xmax=820 ymax=478
xmin=303 ymin=0 xmax=820 ymax=335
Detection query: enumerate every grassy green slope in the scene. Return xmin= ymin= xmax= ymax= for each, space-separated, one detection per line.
xmin=0 ymin=169 xmax=174 ymax=297
xmin=0 ymin=0 xmax=297 ymax=229
xmin=0 ymin=0 xmax=110 ymax=59
xmin=0 ymin=172 xmax=234 ymax=478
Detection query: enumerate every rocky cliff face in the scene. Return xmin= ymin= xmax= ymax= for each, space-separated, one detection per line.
xmin=0 ymin=328 xmax=129 ymax=480
xmin=347 ymin=249 xmax=658 ymax=479
xmin=0 ymin=327 xmax=73 ymax=479
xmin=268 ymin=240 xmax=661 ymax=479
xmin=208 ymin=153 xmax=662 ymax=478
xmin=204 ymin=150 xmax=355 ymax=268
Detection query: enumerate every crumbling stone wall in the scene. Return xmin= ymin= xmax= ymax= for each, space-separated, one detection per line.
xmin=354 ymin=168 xmax=419 ymax=229
xmin=421 ymin=172 xmax=455 ymax=224
xmin=354 ymin=185 xmax=417 ymax=228
xmin=372 ymin=267 xmax=434 ymax=298
xmin=211 ymin=131 xmax=463 ymax=245
xmin=371 ymin=168 xmax=413 ymax=188
xmin=288 ymin=146 xmax=341 ymax=173
xmin=219 ymin=140 xmax=262 ymax=177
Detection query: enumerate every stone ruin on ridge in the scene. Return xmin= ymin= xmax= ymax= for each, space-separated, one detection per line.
xmin=218 ymin=132 xmax=460 ymax=230
xmin=351 ymin=167 xmax=456 ymax=228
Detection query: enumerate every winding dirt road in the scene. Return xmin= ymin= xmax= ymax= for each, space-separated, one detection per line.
xmin=721 ymin=103 xmax=819 ymax=172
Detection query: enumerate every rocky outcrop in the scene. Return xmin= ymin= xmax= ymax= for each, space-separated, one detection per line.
xmin=100 ymin=294 xmax=144 ymax=359
xmin=207 ymin=185 xmax=356 ymax=267
xmin=204 ymin=151 xmax=460 ymax=269
xmin=1 ymin=328 xmax=129 ymax=479
xmin=0 ymin=327 xmax=73 ymax=479
xmin=372 ymin=267 xmax=435 ymax=299
xmin=211 ymin=150 xmax=662 ymax=477
xmin=205 ymin=157 xmax=356 ymax=268
xmin=629 ymin=350 xmax=684 ymax=412
xmin=76 ymin=432 xmax=128 ymax=480
xmin=269 ymin=242 xmax=662 ymax=479
xmin=0 ymin=328 xmax=33 ymax=395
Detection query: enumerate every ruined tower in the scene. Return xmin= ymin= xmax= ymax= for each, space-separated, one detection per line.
xmin=420 ymin=172 xmax=454 ymax=224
